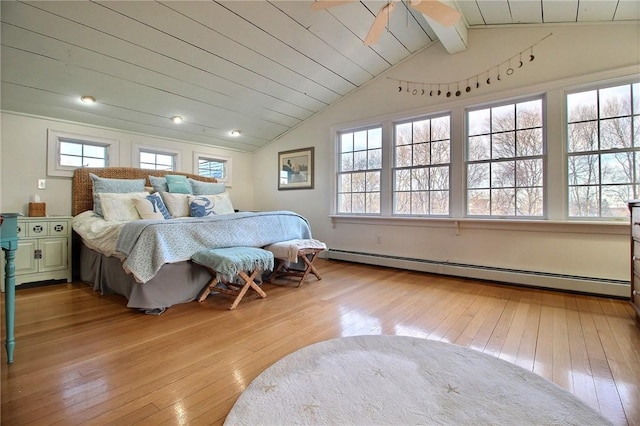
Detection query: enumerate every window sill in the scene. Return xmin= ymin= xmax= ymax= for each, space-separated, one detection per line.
xmin=329 ymin=215 xmax=629 ymax=235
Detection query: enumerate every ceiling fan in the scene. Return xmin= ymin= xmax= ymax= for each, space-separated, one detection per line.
xmin=311 ymin=0 xmax=461 ymax=46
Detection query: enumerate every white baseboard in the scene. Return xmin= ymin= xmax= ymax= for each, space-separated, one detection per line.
xmin=327 ymin=250 xmax=630 ymax=298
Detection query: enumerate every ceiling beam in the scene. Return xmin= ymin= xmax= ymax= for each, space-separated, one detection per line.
xmin=421 ymin=0 xmax=468 ymax=54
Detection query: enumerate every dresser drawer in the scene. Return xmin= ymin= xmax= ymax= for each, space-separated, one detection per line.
xmin=25 ymin=222 xmax=49 ymax=237
xmin=632 ymin=207 xmax=640 ymax=239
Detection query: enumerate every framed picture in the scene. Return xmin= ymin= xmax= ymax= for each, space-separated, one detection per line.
xmin=278 ymin=147 xmax=314 ymax=190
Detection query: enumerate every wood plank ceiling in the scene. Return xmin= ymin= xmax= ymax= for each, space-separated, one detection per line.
xmin=1 ymin=1 xmax=637 ymax=152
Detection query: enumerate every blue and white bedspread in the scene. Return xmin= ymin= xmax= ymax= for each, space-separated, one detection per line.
xmin=115 ymin=211 xmax=312 ymax=283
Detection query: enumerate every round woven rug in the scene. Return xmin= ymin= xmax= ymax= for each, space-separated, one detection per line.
xmin=225 ymin=335 xmax=611 ymax=425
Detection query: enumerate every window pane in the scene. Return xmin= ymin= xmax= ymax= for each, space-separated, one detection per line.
xmin=156 ymin=154 xmax=173 ymax=167
xmin=600 ymin=85 xmax=631 ymax=118
xmin=366 ymin=193 xmax=380 ymax=213
xmin=568 ymin=90 xmax=597 ymax=122
xmin=395 ymin=192 xmax=411 ymax=214
xmin=338 ymin=194 xmax=351 ymax=213
xmin=352 ymin=193 xmax=365 ymax=213
xmin=491 ymin=188 xmax=515 ymax=215
xmin=430 ymin=166 xmax=449 ymax=190
xmin=414 ymin=143 xmax=429 ymax=166
xmin=339 ymin=174 xmax=351 ymax=193
xmin=366 ymin=171 xmax=380 ymax=192
xmin=467 ymin=163 xmax=489 ymax=189
xmin=492 ymin=132 xmax=515 ymax=159
xmin=468 ymin=109 xmax=490 ymax=136
xmin=341 ymin=133 xmax=353 ymax=153
xmin=395 ymin=169 xmax=410 ymax=191
xmin=568 ymin=154 xmax=599 ymax=185
xmin=432 ymin=116 xmax=450 ymax=140
xmin=430 ymin=191 xmax=449 ymax=215
xmin=341 ymin=153 xmax=353 ymax=172
xmin=468 ymin=135 xmax=490 ymax=161
xmin=516 ymin=100 xmax=542 ymax=129
xmin=516 ymin=129 xmax=543 ymax=156
xmin=396 ymin=123 xmax=412 ymax=146
xmin=602 ymin=184 xmax=633 ymax=217
xmin=354 ymin=151 xmax=367 ymax=170
xmin=140 ymin=152 xmax=156 ymax=163
xmin=491 ymin=161 xmax=515 ymax=187
xmin=368 ymin=148 xmax=382 ymax=169
xmin=516 ymin=159 xmax=543 ymax=187
xmin=468 ymin=190 xmax=490 ymax=215
xmin=431 ymin=141 xmax=450 ymax=164
xmin=59 ymin=142 xmax=82 ymax=156
xmin=354 ymin=131 xmax=367 ymax=151
xmin=368 ymin=128 xmax=382 ymax=149
xmin=352 ymin=172 xmax=366 ymax=192
xmin=413 ymin=120 xmax=430 ymax=143
xmin=60 ymin=155 xmax=83 ymax=167
xmin=85 ymin=157 xmax=106 ymax=167
xmin=396 ymin=145 xmax=412 ymax=168
xmin=601 ymin=117 xmax=632 ymax=149
xmin=84 ymin=145 xmax=105 ymax=158
xmin=411 ymin=168 xmax=428 ymax=191
xmin=569 ymin=186 xmax=599 ymax=217
xmin=601 ymin=152 xmax=632 ymax=184
xmin=516 ymin=187 xmax=543 ymax=216
xmin=492 ymin=104 xmax=515 ymax=132
xmin=411 ymin=191 xmax=429 ymax=215
xmin=568 ymin=122 xmax=598 ymax=152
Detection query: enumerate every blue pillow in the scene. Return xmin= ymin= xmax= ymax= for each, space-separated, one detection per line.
xmin=90 ymin=173 xmax=146 ymax=217
xmin=148 ymin=175 xmax=168 ymax=193
xmin=165 ymin=175 xmax=192 ymax=194
xmin=188 ymin=178 xmax=226 ymax=195
xmin=189 ymin=196 xmax=216 ymax=217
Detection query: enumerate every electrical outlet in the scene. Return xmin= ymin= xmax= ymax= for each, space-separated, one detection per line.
xmin=38 ymin=179 xmax=46 ymax=189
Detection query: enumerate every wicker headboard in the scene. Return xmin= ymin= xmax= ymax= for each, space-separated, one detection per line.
xmin=72 ymin=167 xmax=217 ymax=216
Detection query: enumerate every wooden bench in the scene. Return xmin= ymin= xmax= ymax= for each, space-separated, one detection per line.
xmin=192 ymin=247 xmax=274 ymax=310
xmin=264 ymin=239 xmax=327 ymax=287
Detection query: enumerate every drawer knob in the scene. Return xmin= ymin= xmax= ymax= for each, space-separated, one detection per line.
xmin=54 ymin=224 xmax=64 ymax=232
xmin=33 ymin=225 xmax=43 ymax=233
xmin=634 ymin=256 xmax=638 ymax=261
xmin=634 ymin=290 xmax=638 ymax=296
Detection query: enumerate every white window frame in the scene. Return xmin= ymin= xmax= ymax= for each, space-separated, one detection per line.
xmin=465 ymin=95 xmax=547 ymax=219
xmin=47 ymin=130 xmax=119 ymax=177
xmin=193 ymin=152 xmax=232 ymax=187
xmin=565 ymin=79 xmax=640 ymax=220
xmin=133 ymin=144 xmax=180 ymax=171
xmin=393 ymin=113 xmax=452 ymax=217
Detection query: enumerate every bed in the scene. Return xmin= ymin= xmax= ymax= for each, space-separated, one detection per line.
xmin=71 ymin=167 xmax=313 ymax=313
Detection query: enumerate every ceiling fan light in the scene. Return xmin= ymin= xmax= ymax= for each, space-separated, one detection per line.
xmin=80 ymin=95 xmax=96 ymax=104
xmin=230 ymin=129 xmax=241 ymax=137
xmin=171 ymin=116 xmax=183 ymax=124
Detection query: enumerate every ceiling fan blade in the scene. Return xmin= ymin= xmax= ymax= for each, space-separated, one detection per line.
xmin=364 ymin=2 xmax=396 ymax=46
xmin=310 ymin=0 xmax=358 ymax=11
xmin=409 ymin=0 xmax=461 ymax=27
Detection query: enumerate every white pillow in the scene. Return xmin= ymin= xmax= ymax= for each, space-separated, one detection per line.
xmin=160 ymin=191 xmax=190 ymax=218
xmin=98 ymin=192 xmax=147 ymax=222
xmin=188 ymin=192 xmax=235 ymax=216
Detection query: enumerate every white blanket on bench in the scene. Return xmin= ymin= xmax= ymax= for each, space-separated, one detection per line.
xmin=265 ymin=239 xmax=327 ymax=263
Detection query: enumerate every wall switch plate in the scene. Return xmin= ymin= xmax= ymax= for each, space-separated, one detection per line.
xmin=38 ymin=179 xmax=46 ymax=189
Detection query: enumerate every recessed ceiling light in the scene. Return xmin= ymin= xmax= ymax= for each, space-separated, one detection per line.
xmin=230 ymin=129 xmax=241 ymax=137
xmin=80 ymin=95 xmax=96 ymax=104
xmin=171 ymin=116 xmax=183 ymax=124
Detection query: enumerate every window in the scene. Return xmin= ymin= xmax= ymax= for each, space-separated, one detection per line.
xmin=194 ymin=152 xmax=232 ymax=186
xmin=394 ymin=115 xmax=451 ymax=215
xmin=139 ymin=149 xmax=175 ymax=171
xmin=47 ymin=130 xmax=118 ymax=177
xmin=337 ymin=126 xmax=382 ymax=214
xmin=567 ymin=82 xmax=640 ymax=218
xmin=466 ymin=97 xmax=545 ymax=217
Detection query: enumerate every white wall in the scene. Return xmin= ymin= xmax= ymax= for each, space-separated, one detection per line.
xmin=251 ymin=24 xmax=640 ymax=295
xmin=0 ymin=113 xmax=255 ymax=215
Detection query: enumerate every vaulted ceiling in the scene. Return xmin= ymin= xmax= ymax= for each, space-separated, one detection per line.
xmin=1 ymin=1 xmax=637 ymax=152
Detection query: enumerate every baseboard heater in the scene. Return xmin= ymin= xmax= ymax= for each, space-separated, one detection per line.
xmin=327 ymin=249 xmax=630 ymax=298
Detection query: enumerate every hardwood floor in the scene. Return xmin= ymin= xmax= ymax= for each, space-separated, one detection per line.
xmin=2 ymin=258 xmax=639 ymax=425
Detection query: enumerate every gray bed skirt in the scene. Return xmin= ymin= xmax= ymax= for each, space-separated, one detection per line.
xmin=79 ymin=242 xmax=213 ymax=311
